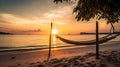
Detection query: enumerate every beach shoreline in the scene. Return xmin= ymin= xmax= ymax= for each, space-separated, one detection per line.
xmin=0 ymin=41 xmax=120 ymax=67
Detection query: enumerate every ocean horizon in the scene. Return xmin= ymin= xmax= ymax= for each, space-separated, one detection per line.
xmin=0 ymin=34 xmax=120 ymax=52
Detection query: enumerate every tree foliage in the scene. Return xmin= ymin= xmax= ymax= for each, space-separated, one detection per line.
xmin=54 ymin=0 xmax=120 ymax=23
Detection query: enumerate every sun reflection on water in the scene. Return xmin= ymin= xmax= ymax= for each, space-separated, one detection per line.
xmin=53 ymin=35 xmax=56 ymax=45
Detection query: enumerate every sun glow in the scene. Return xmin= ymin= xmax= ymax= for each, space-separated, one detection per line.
xmin=52 ymin=29 xmax=58 ymax=34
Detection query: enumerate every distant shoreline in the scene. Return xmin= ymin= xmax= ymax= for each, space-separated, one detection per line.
xmin=80 ymin=32 xmax=120 ymax=35
xmin=0 ymin=32 xmax=13 ymax=35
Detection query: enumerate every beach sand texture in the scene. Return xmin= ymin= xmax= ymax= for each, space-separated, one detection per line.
xmin=0 ymin=41 xmax=120 ymax=67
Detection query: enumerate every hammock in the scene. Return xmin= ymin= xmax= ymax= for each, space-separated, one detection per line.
xmin=56 ymin=34 xmax=119 ymax=45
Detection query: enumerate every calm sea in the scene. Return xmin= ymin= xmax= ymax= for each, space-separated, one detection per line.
xmin=0 ymin=35 xmax=119 ymax=52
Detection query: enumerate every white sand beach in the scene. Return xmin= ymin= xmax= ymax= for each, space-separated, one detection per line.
xmin=0 ymin=41 xmax=120 ymax=67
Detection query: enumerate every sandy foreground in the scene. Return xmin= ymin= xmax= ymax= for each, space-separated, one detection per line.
xmin=0 ymin=41 xmax=120 ymax=67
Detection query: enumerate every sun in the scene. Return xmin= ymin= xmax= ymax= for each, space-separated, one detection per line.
xmin=52 ymin=29 xmax=58 ymax=34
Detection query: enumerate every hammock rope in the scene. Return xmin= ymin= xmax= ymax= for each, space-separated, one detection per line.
xmin=56 ymin=34 xmax=119 ymax=45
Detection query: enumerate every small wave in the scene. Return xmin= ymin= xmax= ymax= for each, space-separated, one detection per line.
xmin=0 ymin=45 xmax=48 ymax=52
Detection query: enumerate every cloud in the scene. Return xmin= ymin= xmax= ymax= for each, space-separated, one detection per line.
xmin=22 ymin=29 xmax=41 ymax=32
xmin=44 ymin=13 xmax=62 ymax=19
xmin=0 ymin=19 xmax=12 ymax=24
xmin=0 ymin=5 xmax=73 ymax=26
xmin=0 ymin=13 xmax=66 ymax=25
xmin=43 ymin=5 xmax=74 ymax=25
xmin=0 ymin=13 xmax=44 ymax=32
xmin=0 ymin=13 xmax=49 ymax=26
xmin=44 ymin=6 xmax=72 ymax=18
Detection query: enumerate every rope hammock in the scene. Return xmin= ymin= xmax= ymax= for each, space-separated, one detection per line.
xmin=56 ymin=34 xmax=119 ymax=45
xmin=56 ymin=22 xmax=119 ymax=45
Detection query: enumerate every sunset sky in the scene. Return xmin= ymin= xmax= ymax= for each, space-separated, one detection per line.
xmin=0 ymin=0 xmax=120 ymax=35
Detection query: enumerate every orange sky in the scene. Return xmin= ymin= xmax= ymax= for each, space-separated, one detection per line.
xmin=0 ymin=0 xmax=120 ymax=35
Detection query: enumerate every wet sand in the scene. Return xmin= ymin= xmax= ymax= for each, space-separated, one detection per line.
xmin=0 ymin=41 xmax=120 ymax=67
